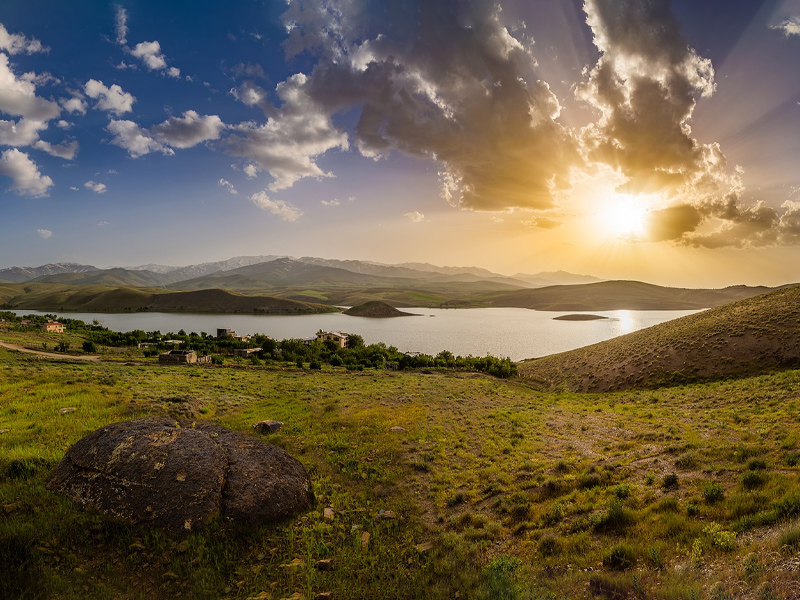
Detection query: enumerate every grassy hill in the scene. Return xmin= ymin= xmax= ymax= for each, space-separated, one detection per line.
xmin=0 ymin=283 xmax=337 ymax=314
xmin=519 ymin=285 xmax=800 ymax=392
xmin=490 ymin=280 xmax=780 ymax=310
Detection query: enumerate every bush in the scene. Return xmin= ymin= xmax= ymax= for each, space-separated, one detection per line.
xmin=595 ymin=499 xmax=634 ymax=533
xmin=778 ymin=524 xmax=800 ymax=552
xmin=742 ymin=471 xmax=767 ymax=490
xmin=662 ymin=473 xmax=679 ymax=490
xmin=702 ymin=482 xmax=725 ymax=504
xmin=329 ymin=355 xmax=343 ymax=367
xmin=309 ymin=360 xmax=322 ymax=370
xmin=538 ymin=535 xmax=561 ymax=557
xmin=602 ymin=544 xmax=637 ymax=571
xmin=211 ymin=355 xmax=224 ymax=365
xmin=82 ymin=340 xmax=97 ymax=353
xmin=479 ymin=554 xmax=522 ymax=600
xmin=747 ymin=458 xmax=768 ymax=471
xmin=703 ymin=523 xmax=736 ymax=552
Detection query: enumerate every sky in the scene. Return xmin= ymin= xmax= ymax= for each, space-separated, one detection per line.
xmin=2 ymin=0 xmax=800 ymax=287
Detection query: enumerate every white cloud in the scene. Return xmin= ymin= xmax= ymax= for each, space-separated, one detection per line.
xmin=84 ymin=180 xmax=107 ymax=194
xmin=0 ymin=148 xmax=53 ymax=196
xmin=84 ymin=79 xmax=135 ymax=116
xmin=0 ymin=23 xmax=48 ymax=55
xmin=151 ymin=110 xmax=225 ymax=148
xmin=56 ymin=119 xmax=72 ymax=129
xmin=404 ymin=211 xmax=425 ymax=223
xmin=114 ymin=5 xmax=128 ymax=46
xmin=69 ymin=186 xmax=78 ymax=191
xmin=36 ymin=228 xmax=52 ymax=239
xmin=250 ymin=191 xmax=303 ymax=221
xmin=130 ymin=41 xmax=167 ymax=70
xmin=771 ymin=16 xmax=800 ymax=37
xmin=321 ymin=198 xmax=339 ymax=206
xmin=244 ymin=163 xmax=258 ymax=179
xmin=0 ymin=54 xmax=61 ymax=121
xmin=226 ymin=73 xmax=348 ymax=191
xmin=0 ymin=118 xmax=48 ymax=146
xmin=129 ymin=41 xmax=180 ymax=77
xmin=106 ymin=119 xmax=173 ymax=157
xmin=218 ymin=178 xmax=237 ymax=195
xmin=61 ymin=95 xmax=87 ymax=115
xmin=34 ymin=139 xmax=79 ymax=160
xmin=97 ymin=220 xmax=109 ymax=226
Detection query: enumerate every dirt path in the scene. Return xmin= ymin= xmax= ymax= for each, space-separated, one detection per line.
xmin=0 ymin=340 xmax=100 ymax=362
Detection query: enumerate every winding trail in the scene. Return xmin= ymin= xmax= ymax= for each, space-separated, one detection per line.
xmin=0 ymin=340 xmax=100 ymax=362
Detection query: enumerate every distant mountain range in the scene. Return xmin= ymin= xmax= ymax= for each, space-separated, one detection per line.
xmin=0 ymin=256 xmax=596 ymax=289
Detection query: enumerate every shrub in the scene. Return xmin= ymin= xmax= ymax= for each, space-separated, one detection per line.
xmin=309 ymin=360 xmax=322 ymax=370
xmin=595 ymin=499 xmax=633 ymax=533
xmin=479 ymin=554 xmax=522 ymax=600
xmin=703 ymin=523 xmax=737 ymax=552
xmin=702 ymin=482 xmax=725 ymax=504
xmin=747 ymin=458 xmax=768 ymax=471
xmin=742 ymin=471 xmax=767 ymax=490
xmin=675 ymin=453 xmax=698 ymax=469
xmin=210 ymin=355 xmax=223 ymax=365
xmin=82 ymin=340 xmax=97 ymax=353
xmin=538 ymin=535 xmax=561 ymax=557
xmin=662 ymin=473 xmax=679 ymax=490
xmin=778 ymin=524 xmax=800 ymax=552
xmin=603 ymin=544 xmax=637 ymax=571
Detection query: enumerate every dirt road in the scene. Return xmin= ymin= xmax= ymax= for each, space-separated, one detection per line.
xmin=0 ymin=341 xmax=100 ymax=362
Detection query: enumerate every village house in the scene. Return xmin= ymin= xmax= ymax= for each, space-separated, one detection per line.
xmin=158 ymin=349 xmax=211 ymax=364
xmin=315 ymin=329 xmax=349 ymax=348
xmin=42 ymin=322 xmax=65 ymax=333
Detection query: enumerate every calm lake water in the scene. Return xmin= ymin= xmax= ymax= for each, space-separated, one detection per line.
xmin=13 ymin=308 xmax=702 ymax=361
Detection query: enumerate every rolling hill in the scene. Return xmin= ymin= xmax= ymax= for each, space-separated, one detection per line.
xmin=490 ymin=280 xmax=780 ymax=310
xmin=518 ymin=284 xmax=800 ymax=392
xmin=0 ymin=284 xmax=336 ymax=314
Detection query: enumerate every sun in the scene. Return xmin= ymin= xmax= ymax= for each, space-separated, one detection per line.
xmin=601 ymin=194 xmax=648 ymax=240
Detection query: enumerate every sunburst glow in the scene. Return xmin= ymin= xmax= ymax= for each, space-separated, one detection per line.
xmin=602 ymin=195 xmax=648 ymax=240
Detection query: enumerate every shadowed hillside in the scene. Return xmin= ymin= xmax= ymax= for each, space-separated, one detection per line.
xmin=0 ymin=284 xmax=336 ymax=314
xmin=519 ymin=285 xmax=800 ymax=392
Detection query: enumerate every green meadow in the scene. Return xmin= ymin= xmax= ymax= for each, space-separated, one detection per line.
xmin=2 ymin=332 xmax=800 ymax=599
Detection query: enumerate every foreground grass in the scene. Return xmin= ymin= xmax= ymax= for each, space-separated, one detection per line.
xmin=2 ymin=345 xmax=800 ymax=599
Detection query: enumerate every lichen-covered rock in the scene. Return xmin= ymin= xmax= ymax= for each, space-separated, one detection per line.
xmin=46 ymin=417 xmax=313 ymax=532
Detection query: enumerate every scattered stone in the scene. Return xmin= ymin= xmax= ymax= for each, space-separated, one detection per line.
xmin=0 ymin=429 xmax=9 ymax=434
xmin=323 ymin=507 xmax=335 ymax=522
xmin=414 ymin=541 xmax=433 ymax=554
xmin=2 ymin=502 xmax=21 ymax=514
xmin=361 ymin=531 xmax=370 ymax=551
xmin=316 ymin=558 xmax=333 ymax=571
xmin=280 ymin=558 xmax=305 ymax=569
xmin=46 ymin=417 xmax=314 ymax=533
xmin=58 ymin=407 xmax=77 ymax=415
xmin=389 ymin=426 xmax=406 ymax=433
xmin=374 ymin=510 xmax=397 ymax=521
xmin=253 ymin=420 xmax=283 ymax=434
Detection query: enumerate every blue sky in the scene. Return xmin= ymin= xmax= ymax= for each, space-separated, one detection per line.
xmin=3 ymin=0 xmax=800 ymax=287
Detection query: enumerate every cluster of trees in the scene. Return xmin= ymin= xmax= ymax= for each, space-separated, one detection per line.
xmin=2 ymin=312 xmax=516 ymax=378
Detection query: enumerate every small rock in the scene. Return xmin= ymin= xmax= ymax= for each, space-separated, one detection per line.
xmin=3 ymin=502 xmax=21 ymax=514
xmin=280 ymin=558 xmax=305 ymax=569
xmin=375 ymin=510 xmax=397 ymax=521
xmin=414 ymin=541 xmax=433 ymax=554
xmin=390 ymin=426 xmax=406 ymax=433
xmin=323 ymin=507 xmax=335 ymax=522
xmin=361 ymin=531 xmax=370 ymax=551
xmin=316 ymin=558 xmax=333 ymax=571
xmin=284 ymin=593 xmax=304 ymax=600
xmin=0 ymin=429 xmax=9 ymax=434
xmin=58 ymin=407 xmax=77 ymax=415
xmin=253 ymin=420 xmax=283 ymax=434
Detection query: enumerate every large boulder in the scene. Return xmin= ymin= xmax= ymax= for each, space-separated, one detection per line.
xmin=46 ymin=417 xmax=313 ymax=532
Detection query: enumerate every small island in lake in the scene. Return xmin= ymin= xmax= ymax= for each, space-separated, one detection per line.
xmin=553 ymin=314 xmax=608 ymax=321
xmin=344 ymin=301 xmax=417 ymax=318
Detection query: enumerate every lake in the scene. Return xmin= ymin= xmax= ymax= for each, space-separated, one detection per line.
xmin=12 ymin=308 xmax=702 ymax=361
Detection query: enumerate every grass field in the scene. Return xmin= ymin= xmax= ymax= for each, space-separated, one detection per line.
xmin=2 ymin=333 xmax=800 ymax=599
